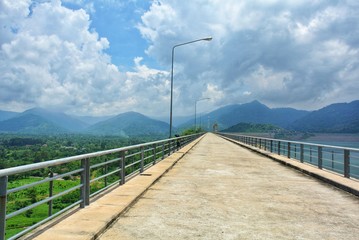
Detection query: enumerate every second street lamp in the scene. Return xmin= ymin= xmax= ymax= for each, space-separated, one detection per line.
xmin=169 ymin=37 xmax=212 ymax=138
xmin=195 ymin=98 xmax=210 ymax=130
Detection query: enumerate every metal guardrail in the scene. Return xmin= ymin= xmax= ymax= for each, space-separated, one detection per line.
xmin=218 ymin=133 xmax=359 ymax=180
xmin=0 ymin=133 xmax=203 ymax=240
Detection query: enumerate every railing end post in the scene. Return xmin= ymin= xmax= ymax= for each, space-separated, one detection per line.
xmin=140 ymin=147 xmax=144 ymax=173
xmin=300 ymin=144 xmax=304 ymax=163
xmin=80 ymin=158 xmax=90 ymax=208
xmin=344 ymin=149 xmax=350 ymax=178
xmin=0 ymin=176 xmax=8 ymax=240
xmin=120 ymin=151 xmax=126 ymax=185
xmin=318 ymin=146 xmax=323 ymax=169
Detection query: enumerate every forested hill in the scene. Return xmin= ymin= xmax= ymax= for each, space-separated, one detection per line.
xmin=1 ymin=100 xmax=358 ymax=135
xmin=291 ymin=100 xmax=359 ymax=133
xmin=0 ymin=109 xmax=170 ymax=137
xmin=221 ymin=122 xmax=282 ymax=133
xmin=85 ymin=111 xmax=169 ymax=137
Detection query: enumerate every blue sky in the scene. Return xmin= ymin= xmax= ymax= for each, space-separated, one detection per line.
xmin=62 ymin=1 xmax=153 ymax=69
xmin=1 ymin=0 xmax=359 ymax=118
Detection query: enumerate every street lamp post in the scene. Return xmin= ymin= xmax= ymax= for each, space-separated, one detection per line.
xmin=195 ymin=98 xmax=210 ymax=130
xmin=169 ymin=37 xmax=212 ymax=138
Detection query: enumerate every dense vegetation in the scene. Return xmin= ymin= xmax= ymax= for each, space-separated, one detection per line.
xmin=0 ymin=133 xmax=168 ymax=238
xmin=221 ymin=122 xmax=282 ymax=133
xmin=291 ymin=100 xmax=359 ymax=133
xmin=0 ymin=133 xmax=160 ymax=170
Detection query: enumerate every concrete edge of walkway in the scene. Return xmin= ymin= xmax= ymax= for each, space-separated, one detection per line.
xmin=23 ymin=135 xmax=206 ymax=240
xmin=219 ymin=135 xmax=359 ymax=197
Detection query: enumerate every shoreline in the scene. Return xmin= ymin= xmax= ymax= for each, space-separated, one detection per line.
xmin=304 ymin=133 xmax=359 ymax=142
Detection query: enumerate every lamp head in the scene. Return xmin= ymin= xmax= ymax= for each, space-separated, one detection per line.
xmin=203 ymin=37 xmax=213 ymax=41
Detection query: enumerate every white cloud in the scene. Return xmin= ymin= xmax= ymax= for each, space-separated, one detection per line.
xmin=0 ymin=0 xmax=174 ymax=117
xmin=1 ymin=0 xmax=359 ymax=118
xmin=0 ymin=0 xmax=124 ymax=114
xmin=138 ymin=0 xmax=359 ymax=110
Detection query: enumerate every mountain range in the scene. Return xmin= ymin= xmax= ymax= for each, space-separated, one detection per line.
xmin=86 ymin=112 xmax=169 ymax=137
xmin=0 ymin=100 xmax=358 ymax=136
xmin=0 ymin=108 xmax=171 ymax=137
xmin=178 ymin=100 xmax=309 ymax=130
xmin=291 ymin=101 xmax=359 ymax=133
xmin=179 ymin=100 xmax=359 ymax=133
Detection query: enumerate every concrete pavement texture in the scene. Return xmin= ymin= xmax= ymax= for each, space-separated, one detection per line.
xmin=99 ymin=133 xmax=359 ymax=240
xmin=29 ymin=135 xmax=204 ymax=240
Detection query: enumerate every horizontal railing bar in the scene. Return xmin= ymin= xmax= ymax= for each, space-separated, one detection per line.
xmin=89 ymin=180 xmax=120 ymax=198
xmin=90 ymin=169 xmax=121 ymax=183
xmin=0 ymin=134 xmax=201 ymax=177
xmin=143 ymin=155 xmax=153 ymax=161
xmin=90 ymin=158 xmax=121 ymax=169
xmin=126 ymin=160 xmax=141 ymax=169
xmin=143 ymin=148 xmax=153 ymax=153
xmin=126 ymin=152 xmax=140 ymax=159
xmin=221 ymin=132 xmax=359 ymax=151
xmin=218 ymin=133 xmax=359 ymax=180
xmin=6 ymin=184 xmax=83 ymax=219
xmin=8 ymin=199 xmax=83 ymax=240
xmin=144 ymin=161 xmax=156 ymax=170
xmin=7 ymin=168 xmax=83 ymax=194
xmin=0 ymin=133 xmax=204 ymax=240
xmin=127 ymin=169 xmax=140 ymax=178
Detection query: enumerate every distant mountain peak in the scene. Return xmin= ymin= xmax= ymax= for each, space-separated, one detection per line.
xmin=86 ymin=111 xmax=170 ymax=136
xmin=244 ymin=100 xmax=269 ymax=108
xmin=20 ymin=107 xmax=88 ymax=132
xmin=249 ymin=100 xmax=262 ymax=104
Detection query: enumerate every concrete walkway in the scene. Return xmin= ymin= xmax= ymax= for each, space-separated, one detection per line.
xmin=99 ymin=133 xmax=359 ymax=240
xmin=30 ymin=135 xmax=204 ymax=240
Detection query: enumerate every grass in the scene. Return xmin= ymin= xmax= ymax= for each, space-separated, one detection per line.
xmin=5 ymin=177 xmax=79 ymax=239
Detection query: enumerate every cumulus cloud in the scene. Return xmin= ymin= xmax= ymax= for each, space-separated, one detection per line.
xmin=1 ymin=0 xmax=359 ymax=119
xmin=138 ymin=0 xmax=359 ymax=110
xmin=1 ymin=0 xmax=113 ymax=111
xmin=0 ymin=0 xmax=169 ymax=116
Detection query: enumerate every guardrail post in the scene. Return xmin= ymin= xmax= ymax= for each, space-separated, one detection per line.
xmin=140 ymin=147 xmax=144 ymax=173
xmin=264 ymin=139 xmax=267 ymax=151
xmin=300 ymin=144 xmax=304 ymax=163
xmin=270 ymin=140 xmax=273 ymax=153
xmin=153 ymin=144 xmax=157 ymax=165
xmin=287 ymin=142 xmax=291 ymax=158
xmin=120 ymin=151 xmax=126 ymax=185
xmin=162 ymin=142 xmax=165 ymax=159
xmin=0 ymin=176 xmax=8 ymax=240
xmin=318 ymin=146 xmax=323 ymax=169
xmin=170 ymin=140 xmax=173 ymax=154
xmin=104 ymin=160 xmax=108 ymax=187
xmin=278 ymin=142 xmax=281 ymax=155
xmin=331 ymin=151 xmax=334 ymax=169
xmin=48 ymin=171 xmax=54 ymax=216
xmin=344 ymin=150 xmax=350 ymax=178
xmin=80 ymin=158 xmax=90 ymax=207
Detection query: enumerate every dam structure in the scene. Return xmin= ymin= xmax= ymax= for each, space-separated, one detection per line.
xmin=0 ymin=133 xmax=358 ymax=239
